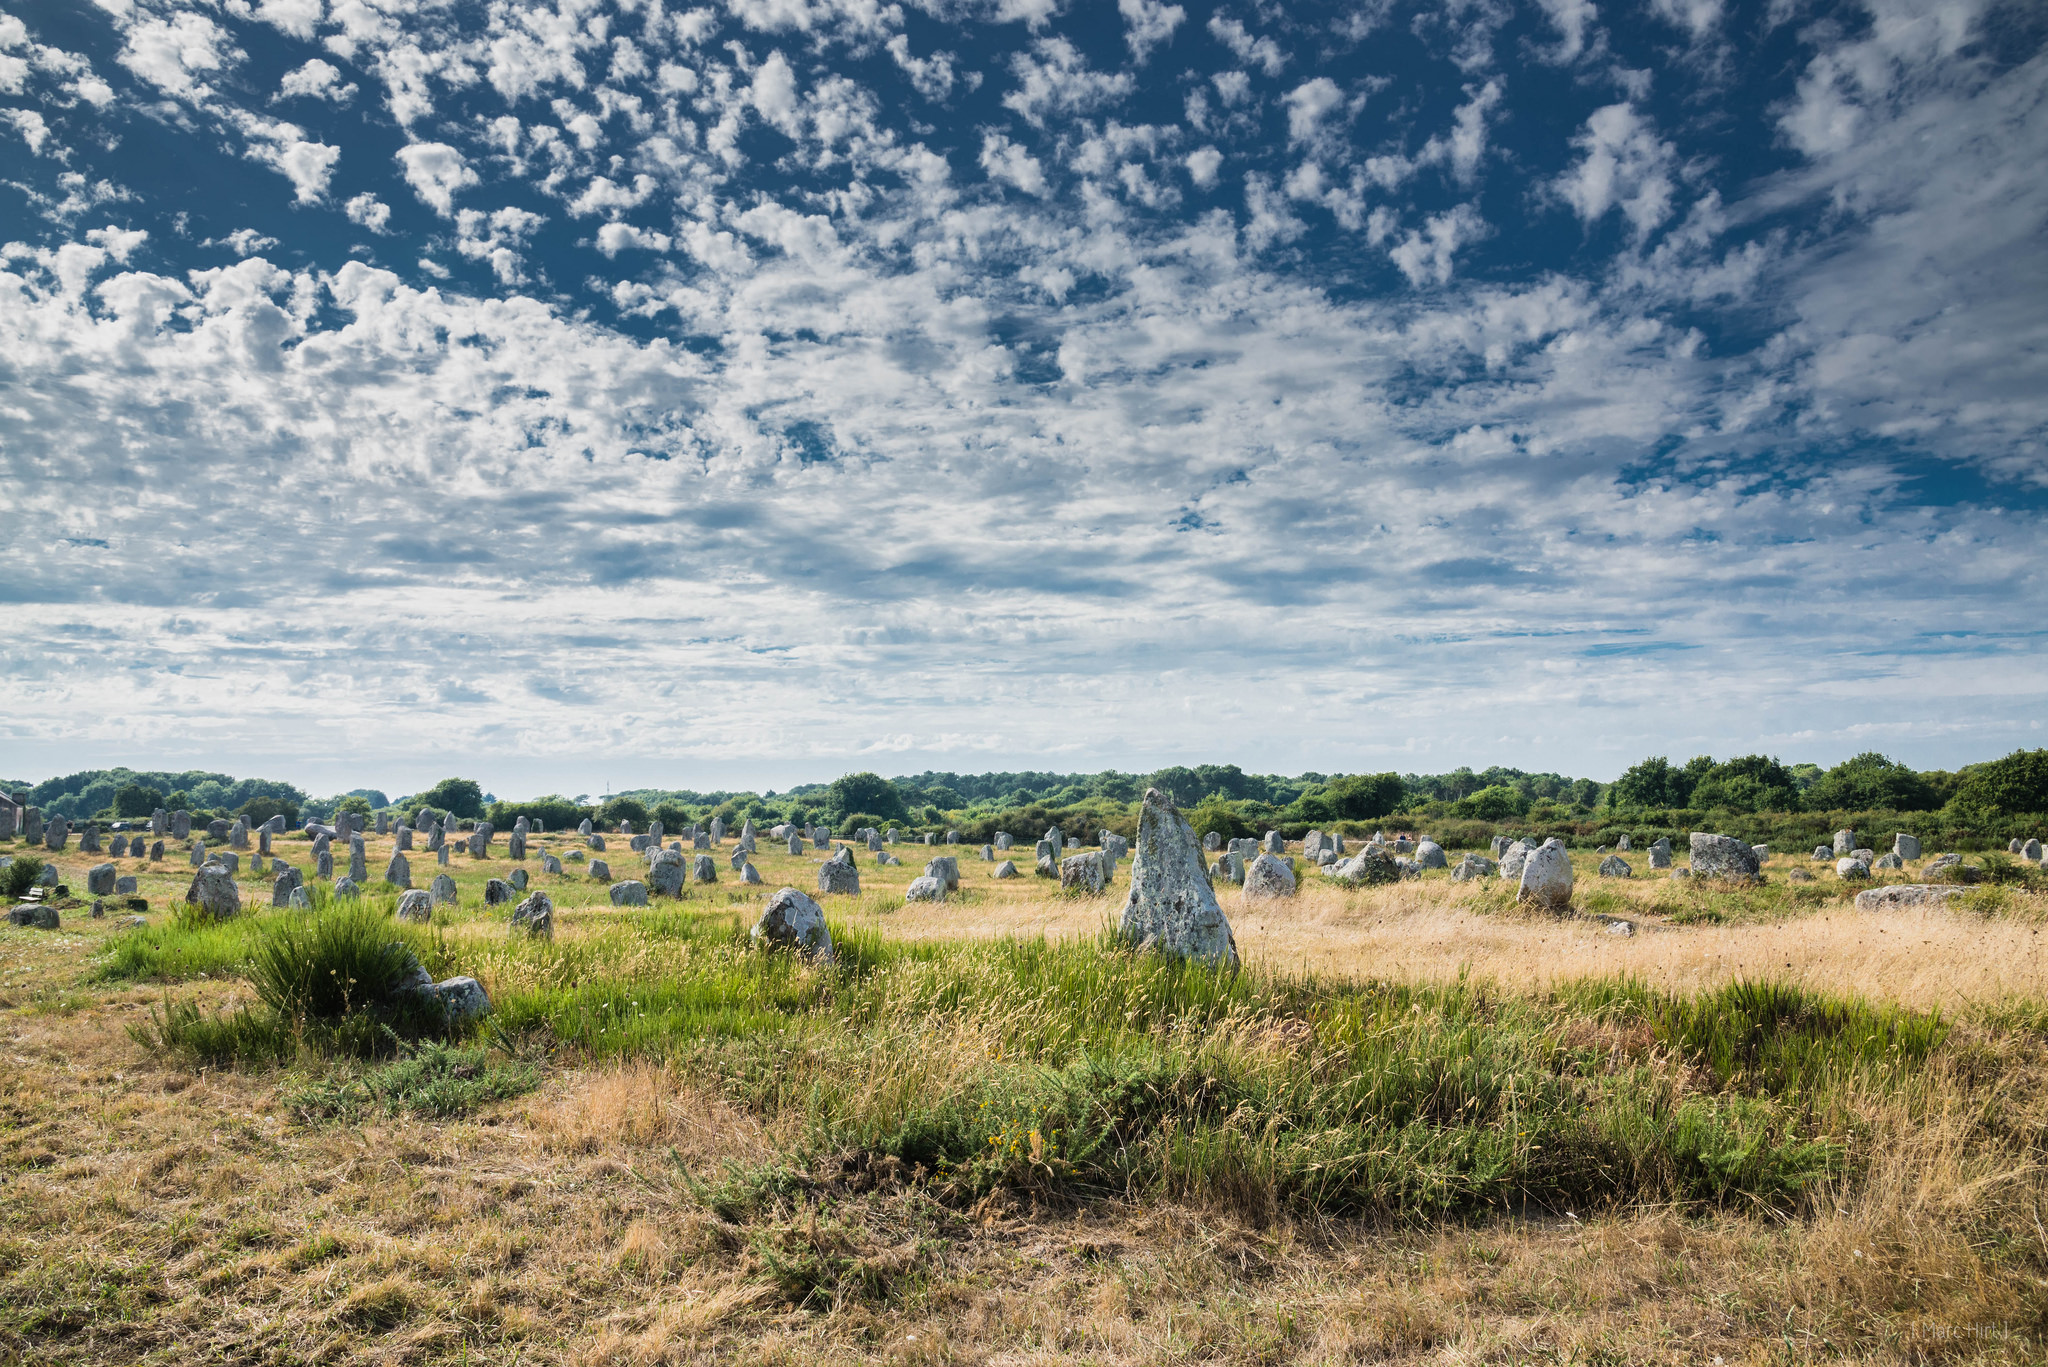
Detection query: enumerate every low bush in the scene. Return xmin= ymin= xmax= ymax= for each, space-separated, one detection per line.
xmin=1 ymin=856 xmax=47 ymax=900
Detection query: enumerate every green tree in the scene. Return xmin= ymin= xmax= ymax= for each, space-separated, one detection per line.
xmin=599 ymin=796 xmax=651 ymax=829
xmin=1188 ymin=795 xmax=1252 ymax=842
xmin=1453 ymin=785 xmax=1530 ymax=821
xmin=415 ymin=777 xmax=485 ymax=820
xmin=238 ymin=795 xmax=300 ymax=827
xmin=827 ymin=772 xmax=906 ymax=822
xmin=1803 ymin=753 xmax=1938 ymax=812
xmin=1953 ymin=749 xmax=2048 ymax=817
xmin=1689 ymin=755 xmax=1801 ymax=813
xmin=334 ymin=795 xmax=373 ymax=818
xmin=114 ymin=782 xmax=164 ymax=818
xmin=1323 ymin=772 xmax=1404 ymax=821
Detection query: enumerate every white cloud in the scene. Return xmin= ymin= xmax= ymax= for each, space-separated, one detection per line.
xmin=1118 ymin=0 xmax=1185 ymax=62
xmin=980 ymin=131 xmax=1047 ymax=196
xmin=1533 ymin=0 xmax=1599 ymax=63
xmin=1556 ymin=102 xmax=1676 ymax=239
xmin=1208 ymin=14 xmax=1285 ymax=76
xmin=750 ymin=49 xmax=801 ymax=136
xmin=992 ymin=0 xmax=1059 ymax=29
xmin=1185 ymin=144 xmax=1222 ymax=188
xmin=886 ymin=34 xmax=955 ymax=100
xmin=1388 ymin=203 xmax=1487 ymax=285
xmin=118 ymin=12 xmax=237 ymax=101
xmin=254 ymin=0 xmax=325 ymax=41
xmin=395 ymin=141 xmax=479 ymax=216
xmin=1283 ymin=77 xmax=1343 ymax=145
xmin=456 ymin=205 xmax=547 ymax=283
xmin=236 ymin=115 xmax=342 ymax=204
xmin=345 ymin=192 xmax=391 ymax=232
xmin=278 ymin=57 xmax=357 ymax=103
xmin=1649 ymin=0 xmax=1722 ymax=38
xmin=1212 ymin=70 xmax=1250 ymax=105
xmin=1003 ymin=37 xmax=1134 ymax=128
xmin=595 ymin=222 xmax=672 ymax=255
xmin=3 ymin=107 xmax=48 ymax=154
xmin=208 ymin=227 xmax=280 ymax=256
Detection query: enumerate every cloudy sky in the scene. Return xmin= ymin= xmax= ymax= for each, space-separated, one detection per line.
xmin=1 ymin=0 xmax=2043 ymax=798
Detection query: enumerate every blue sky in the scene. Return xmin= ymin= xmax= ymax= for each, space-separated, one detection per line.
xmin=1 ymin=0 xmax=2043 ymax=799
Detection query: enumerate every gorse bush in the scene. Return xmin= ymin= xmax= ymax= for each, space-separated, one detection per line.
xmin=250 ymin=903 xmax=451 ymax=1050
xmin=2 ymin=856 xmax=47 ymax=900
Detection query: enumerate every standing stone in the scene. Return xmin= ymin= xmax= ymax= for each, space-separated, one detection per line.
xmin=1616 ymin=834 xmax=1632 ymax=851
xmin=1517 ymin=838 xmax=1575 ymax=909
xmin=980 ymin=844 xmax=995 ymax=861
xmin=508 ymin=830 xmax=527 ymax=860
xmin=710 ymin=817 xmax=726 ymax=844
xmin=1752 ymin=845 xmax=1771 ymax=862
xmin=79 ymin=824 xmax=101 ymax=854
xmin=543 ymin=852 xmax=563 ymax=874
xmin=993 ymin=860 xmax=1019 ymax=878
xmin=217 ymin=851 xmax=240 ymax=874
xmin=693 ymin=853 xmax=718 ymax=884
xmin=691 ymin=829 xmax=710 ymax=851
xmin=151 ymin=808 xmax=167 ymax=837
xmin=905 ymin=875 xmax=946 ymax=903
xmin=1415 ymin=840 xmax=1447 ymax=870
xmin=1490 ymin=834 xmax=1512 ymax=858
xmin=1498 ymin=841 xmax=1531 ymax=881
xmin=817 ymin=850 xmax=859 ymax=895
xmin=588 ymin=833 xmax=605 ymax=851
xmin=150 ymin=840 xmax=164 ymax=861
xmin=1101 ymin=832 xmax=1129 ymax=864
xmin=1836 ymin=856 xmax=1872 ymax=880
xmin=397 ymin=889 xmax=433 ymax=923
xmin=385 ymin=851 xmax=412 ymax=888
xmin=184 ymin=865 xmax=241 ymax=919
xmin=648 ymin=849 xmax=686 ymax=897
xmin=483 ymin=878 xmax=514 ymax=905
xmin=1241 ymin=852 xmax=1297 ymax=903
xmin=578 ymin=818 xmax=593 ymax=836
xmin=429 ymin=873 xmax=458 ymax=905
xmin=315 ymin=847 xmax=332 ymax=880
xmin=171 ymin=810 xmax=191 ymax=840
xmin=375 ymin=812 xmax=390 ymax=836
xmin=87 ymin=862 xmax=117 ymax=896
xmin=394 ymin=827 xmax=411 ymax=852
xmin=513 ymin=815 xmax=531 ymax=838
xmin=469 ymin=823 xmax=493 ymax=859
xmin=1691 ymin=833 xmax=1763 ymax=881
xmin=1894 ymin=833 xmax=1922 ymax=860
xmin=1834 ymin=828 xmax=1858 ymax=856
xmin=738 ymin=820 xmax=756 ymax=853
xmin=924 ymin=855 xmax=960 ymax=890
xmin=751 ymin=887 xmax=833 ymax=959
xmin=1260 ymin=831 xmax=1284 ymax=854
xmin=111 ymin=835 xmax=129 ymax=858
xmin=190 ymin=840 xmax=207 ymax=868
xmin=1044 ymin=828 xmax=1064 ymax=856
xmin=1451 ymin=854 xmax=1497 ymax=882
xmin=1119 ymin=789 xmax=1238 ymax=968
xmin=45 ymin=815 xmax=69 ymax=851
xmin=2022 ymin=838 xmax=2043 ymax=862
xmin=739 ymin=862 xmax=761 ymax=884
xmin=334 ymin=876 xmax=361 ymax=898
xmin=115 ymin=875 xmax=138 ymax=895
xmin=1599 ymin=855 xmax=1632 ymax=878
xmin=258 ymin=828 xmax=272 ymax=857
xmin=511 ymin=891 xmax=554 ymax=938
xmin=788 ymin=835 xmax=804 ymax=856
xmin=648 ymin=821 xmax=665 ymax=847
xmin=589 ymin=859 xmax=611 ymax=881
xmin=437 ymin=843 xmax=450 ymax=867
xmin=346 ymin=835 xmax=366 ymax=884
xmin=996 ymin=832 xmax=1014 ymax=851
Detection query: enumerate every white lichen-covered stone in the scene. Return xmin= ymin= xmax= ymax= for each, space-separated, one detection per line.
xmin=1516 ymin=838 xmax=1575 ymax=909
xmin=1241 ymin=852 xmax=1297 ymax=902
xmin=752 ymin=888 xmax=833 ymax=960
xmin=1853 ymin=884 xmax=1964 ymax=911
xmin=1836 ymin=857 xmax=1871 ymax=880
xmin=1060 ymin=851 xmax=1107 ymax=895
xmin=1598 ymin=854 xmax=1632 ymax=878
xmin=511 ymin=891 xmax=554 ymax=937
xmin=397 ymin=889 xmax=433 ymax=922
xmin=1690 ymin=833 xmax=1762 ymax=881
xmin=1119 ymin=789 xmax=1238 ymax=968
xmin=905 ymin=875 xmax=947 ymax=903
xmin=609 ymin=880 xmax=648 ymax=906
xmin=184 ymin=865 xmax=241 ymax=919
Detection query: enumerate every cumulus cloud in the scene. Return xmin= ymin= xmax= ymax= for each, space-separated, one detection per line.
xmin=1003 ymin=37 xmax=1135 ymax=127
xmin=395 ymin=141 xmax=479 ymax=216
xmin=1118 ymin=0 xmax=1185 ymax=62
xmin=1388 ymin=203 xmax=1488 ymax=284
xmin=980 ymin=131 xmax=1047 ymax=195
xmin=278 ymin=58 xmax=357 ymax=103
xmin=1556 ymin=102 xmax=1676 ymax=239
xmin=118 ymin=12 xmax=238 ymax=101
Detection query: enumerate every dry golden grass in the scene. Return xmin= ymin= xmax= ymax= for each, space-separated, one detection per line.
xmin=6 ymin=833 xmax=2048 ymax=1363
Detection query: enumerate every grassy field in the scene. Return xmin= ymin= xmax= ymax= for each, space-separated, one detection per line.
xmin=3 ymin=827 xmax=2046 ymax=1363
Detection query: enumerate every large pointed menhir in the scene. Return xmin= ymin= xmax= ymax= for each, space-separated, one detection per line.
xmin=1119 ymin=788 xmax=1239 ymax=968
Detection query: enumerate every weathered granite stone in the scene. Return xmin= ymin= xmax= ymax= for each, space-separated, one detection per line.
xmin=1616 ymin=834 xmax=1632 ymax=851
xmin=7 ymin=905 xmax=59 ymax=929
xmin=315 ymin=847 xmax=333 ymax=879
xmin=333 ymin=876 xmax=360 ymax=898
xmin=752 ymin=888 xmax=833 ymax=959
xmin=1242 ymin=852 xmax=1297 ymax=902
xmin=436 ymin=844 xmax=450 ymax=867
xmin=1415 ymin=840 xmax=1447 ymax=870
xmin=589 ymin=859 xmax=611 ymax=880
xmin=902 ymin=873 xmax=947 ymax=903
xmin=1875 ymin=852 xmax=1904 ymax=869
xmin=1118 ymin=789 xmax=1238 ymax=968
xmin=1490 ymin=834 xmax=1512 ymax=858
xmin=1788 ymin=868 xmax=1815 ymax=882
xmin=44 ymin=815 xmax=69 ymax=851
xmin=1450 ymin=853 xmax=1498 ymax=882
xmin=385 ymin=852 xmax=412 ymax=888
xmin=348 ymin=836 xmax=367 ymax=885
xmin=1690 ymin=833 xmax=1762 ymax=881
xmin=738 ymin=821 xmax=756 ymax=853
xmin=468 ymin=824 xmax=494 ymax=859
xmin=1518 ymin=839 xmax=1575 ymax=909
xmin=578 ymin=818 xmax=594 ymax=836
xmin=648 ymin=849 xmax=686 ymax=897
xmin=437 ymin=977 xmax=491 ymax=1023
xmin=511 ymin=891 xmax=554 ymax=938
xmin=108 ymin=835 xmax=130 ymax=858
xmin=924 ymin=856 xmax=960 ymax=890
xmin=184 ymin=865 xmax=241 ymax=919
xmin=1599 ymin=854 xmax=1632 ymax=878
xmin=1894 ymin=833 xmax=1922 ymax=860
xmin=1060 ymin=851 xmax=1107 ymax=895
xmin=1836 ymin=857 xmax=1871 ymax=880
xmin=1498 ymin=841 xmax=1531 ymax=881
xmin=788 ymin=834 xmax=805 ymax=856
xmin=2024 ymin=838 xmax=2042 ymax=862
xmin=509 ymin=868 xmax=527 ymax=891
xmin=483 ymin=878 xmax=514 ymax=905
xmin=588 ymin=833 xmax=606 ymax=852
xmin=430 ymin=873 xmax=458 ymax=905
xmin=1261 ymin=831 xmax=1284 ymax=854
xmin=271 ymin=871 xmax=296 ymax=907
xmin=694 ymin=853 xmax=719 ymax=884
xmin=1854 ymin=884 xmax=1965 ymax=911
xmin=740 ymin=862 xmax=763 ymax=884
xmin=397 ymin=889 xmax=433 ymax=923
xmin=1813 ymin=846 xmax=1833 ymax=861
xmin=1834 ymin=828 xmax=1858 ymax=856
xmin=609 ymin=880 xmax=648 ymax=906
xmin=86 ymin=862 xmax=116 ymax=896
xmin=542 ymin=852 xmax=562 ymax=875
xmin=1752 ymin=845 xmax=1770 ymax=862
xmin=79 ymin=824 xmax=101 ymax=854
xmin=229 ymin=819 xmax=248 ymax=850
xmin=993 ymin=860 xmax=1019 ymax=878
xmin=115 ymin=875 xmax=137 ymax=894
xmin=508 ymin=831 xmax=527 ymax=860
